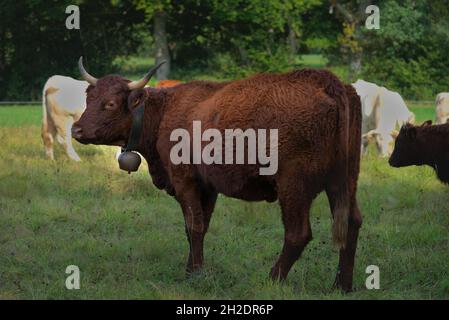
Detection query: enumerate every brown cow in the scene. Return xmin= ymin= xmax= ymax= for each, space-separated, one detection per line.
xmin=389 ymin=120 xmax=449 ymax=183
xmin=72 ymin=58 xmax=362 ymax=292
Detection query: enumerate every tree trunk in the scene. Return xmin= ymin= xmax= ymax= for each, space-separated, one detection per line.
xmin=0 ymin=30 xmax=5 ymax=97
xmin=349 ymin=22 xmax=363 ymax=82
xmin=287 ymin=16 xmax=298 ymax=63
xmin=153 ymin=10 xmax=170 ymax=80
xmin=333 ymin=1 xmax=371 ymax=82
xmin=348 ymin=50 xmax=362 ymax=82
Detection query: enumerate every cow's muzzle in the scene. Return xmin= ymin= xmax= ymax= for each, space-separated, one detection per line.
xmin=71 ymin=125 xmax=83 ymax=140
xmin=388 ymin=157 xmax=399 ymax=167
xmin=71 ymin=124 xmax=96 ymax=144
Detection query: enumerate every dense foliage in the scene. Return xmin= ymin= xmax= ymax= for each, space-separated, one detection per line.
xmin=1 ymin=0 xmax=448 ymax=100
xmin=0 ymin=0 xmax=146 ymax=100
xmin=360 ymin=0 xmax=449 ymax=99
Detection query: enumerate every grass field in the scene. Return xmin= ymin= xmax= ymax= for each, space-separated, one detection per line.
xmin=1 ymin=103 xmax=448 ymax=300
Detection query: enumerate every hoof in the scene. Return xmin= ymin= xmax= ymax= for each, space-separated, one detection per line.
xmin=332 ymin=274 xmax=353 ymax=293
xmin=186 ymin=264 xmax=203 ymax=275
xmin=269 ymin=266 xmax=286 ymax=282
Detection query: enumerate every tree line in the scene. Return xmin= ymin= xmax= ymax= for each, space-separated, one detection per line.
xmin=0 ymin=0 xmax=448 ymax=100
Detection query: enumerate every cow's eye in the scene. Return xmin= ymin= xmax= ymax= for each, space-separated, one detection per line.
xmin=105 ymin=101 xmax=117 ymax=110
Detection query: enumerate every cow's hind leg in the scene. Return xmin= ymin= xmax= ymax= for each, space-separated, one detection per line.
xmin=41 ymin=114 xmax=55 ymax=160
xmin=270 ymin=178 xmax=313 ymax=281
xmin=53 ymin=116 xmax=81 ymax=161
xmin=326 ymin=182 xmax=362 ymax=293
xmin=361 ymin=137 xmax=368 ymax=156
xmin=42 ymin=127 xmax=55 ymax=160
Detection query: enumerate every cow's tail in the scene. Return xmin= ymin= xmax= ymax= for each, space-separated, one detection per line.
xmin=41 ymin=81 xmax=50 ymax=137
xmin=41 ymin=78 xmax=58 ymax=158
xmin=41 ymin=78 xmax=58 ymax=131
xmin=325 ymin=76 xmax=351 ymax=250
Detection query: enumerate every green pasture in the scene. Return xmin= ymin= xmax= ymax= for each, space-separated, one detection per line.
xmin=0 ymin=103 xmax=448 ymax=299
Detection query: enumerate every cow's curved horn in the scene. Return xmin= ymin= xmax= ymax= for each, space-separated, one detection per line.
xmin=78 ymin=57 xmax=98 ymax=86
xmin=128 ymin=61 xmax=166 ymax=90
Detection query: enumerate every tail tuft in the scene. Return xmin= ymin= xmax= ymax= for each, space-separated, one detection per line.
xmin=332 ymin=199 xmax=349 ymax=249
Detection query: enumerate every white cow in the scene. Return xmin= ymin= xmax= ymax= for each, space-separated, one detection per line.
xmin=435 ymin=92 xmax=449 ymax=124
xmin=352 ymin=79 xmax=415 ymax=157
xmin=41 ymin=75 xmax=88 ymax=161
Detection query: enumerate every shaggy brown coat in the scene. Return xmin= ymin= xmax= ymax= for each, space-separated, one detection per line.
xmin=73 ymin=68 xmax=362 ymax=292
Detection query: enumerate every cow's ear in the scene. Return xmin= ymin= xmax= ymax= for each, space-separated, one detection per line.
xmin=390 ymin=130 xmax=399 ymax=139
xmin=127 ymin=89 xmax=146 ymax=111
xmin=421 ymin=120 xmax=432 ymax=127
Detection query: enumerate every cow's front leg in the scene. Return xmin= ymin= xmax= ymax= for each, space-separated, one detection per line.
xmin=176 ymin=183 xmax=207 ymax=274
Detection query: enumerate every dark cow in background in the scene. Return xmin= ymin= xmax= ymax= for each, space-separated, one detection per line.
xmin=72 ymin=58 xmax=362 ymax=292
xmin=389 ymin=120 xmax=449 ymax=183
